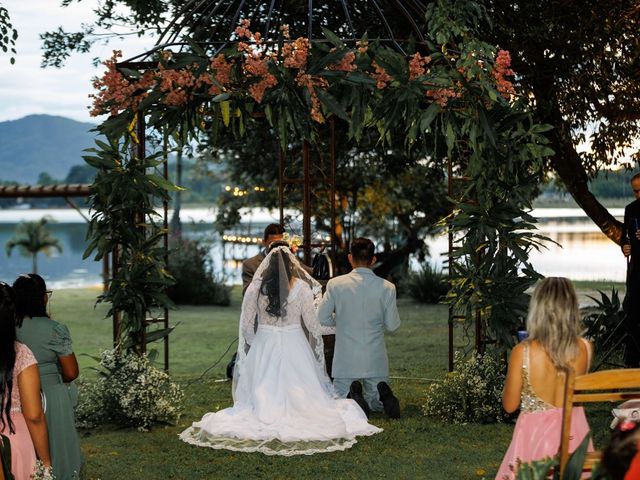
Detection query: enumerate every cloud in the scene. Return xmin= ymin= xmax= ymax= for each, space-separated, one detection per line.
xmin=0 ymin=0 xmax=154 ymax=123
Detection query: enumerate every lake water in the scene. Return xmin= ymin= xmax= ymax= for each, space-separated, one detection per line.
xmin=0 ymin=207 xmax=629 ymax=288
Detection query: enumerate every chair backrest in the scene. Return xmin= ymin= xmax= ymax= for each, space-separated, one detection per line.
xmin=559 ymin=368 xmax=640 ymax=475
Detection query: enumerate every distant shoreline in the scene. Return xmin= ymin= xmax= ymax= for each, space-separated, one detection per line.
xmin=0 ymin=203 xmax=628 ymax=224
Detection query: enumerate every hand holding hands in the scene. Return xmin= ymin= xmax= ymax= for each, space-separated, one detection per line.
xmin=624 ymin=244 xmax=632 ymax=257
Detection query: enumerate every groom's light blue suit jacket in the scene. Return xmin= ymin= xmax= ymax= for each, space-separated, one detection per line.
xmin=317 ymin=267 xmax=400 ymax=379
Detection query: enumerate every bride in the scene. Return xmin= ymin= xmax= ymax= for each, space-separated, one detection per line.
xmin=179 ymin=244 xmax=381 ymax=455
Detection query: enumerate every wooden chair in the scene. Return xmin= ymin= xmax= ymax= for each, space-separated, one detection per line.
xmin=559 ymin=368 xmax=640 ymax=476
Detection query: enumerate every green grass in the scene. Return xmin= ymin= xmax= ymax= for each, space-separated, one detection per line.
xmin=51 ymin=287 xmax=609 ymax=479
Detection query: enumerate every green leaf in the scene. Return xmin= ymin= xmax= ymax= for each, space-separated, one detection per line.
xmin=420 ymin=103 xmax=440 ymax=132
xmin=316 ymin=89 xmax=348 ymax=121
xmin=321 ymin=28 xmax=344 ymax=48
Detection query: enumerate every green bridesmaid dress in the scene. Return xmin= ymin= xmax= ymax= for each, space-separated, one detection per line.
xmin=17 ymin=317 xmax=83 ymax=480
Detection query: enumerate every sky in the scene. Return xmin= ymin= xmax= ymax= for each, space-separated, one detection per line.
xmin=0 ymin=0 xmax=155 ymax=124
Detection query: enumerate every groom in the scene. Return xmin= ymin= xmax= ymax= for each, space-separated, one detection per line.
xmin=317 ymin=237 xmax=401 ymax=418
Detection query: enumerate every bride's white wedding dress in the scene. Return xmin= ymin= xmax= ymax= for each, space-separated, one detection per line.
xmin=179 ymin=247 xmax=381 ymax=456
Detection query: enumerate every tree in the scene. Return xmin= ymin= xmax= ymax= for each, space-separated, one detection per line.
xmin=37 ymin=1 xmax=640 ymax=248
xmin=209 ymin=126 xmax=449 ymax=277
xmin=6 ymin=217 xmax=63 ymax=274
xmin=482 ymin=0 xmax=640 ymax=244
xmin=0 ymin=4 xmax=18 ymax=64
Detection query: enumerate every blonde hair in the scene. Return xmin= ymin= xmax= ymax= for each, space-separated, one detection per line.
xmin=526 ymin=277 xmax=583 ymax=370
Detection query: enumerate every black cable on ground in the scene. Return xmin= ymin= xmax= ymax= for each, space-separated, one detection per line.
xmin=184 ymin=337 xmax=238 ymax=388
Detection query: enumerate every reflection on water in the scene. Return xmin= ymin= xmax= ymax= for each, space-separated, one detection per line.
xmin=0 ymin=209 xmax=629 ymax=286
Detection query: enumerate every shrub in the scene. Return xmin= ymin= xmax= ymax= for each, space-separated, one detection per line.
xmin=76 ymin=349 xmax=184 ymax=431
xmin=582 ymin=288 xmax=626 ymax=370
xmin=423 ymin=351 xmax=510 ymax=424
xmin=167 ymin=236 xmax=231 ymax=306
xmin=403 ymin=263 xmax=449 ymax=303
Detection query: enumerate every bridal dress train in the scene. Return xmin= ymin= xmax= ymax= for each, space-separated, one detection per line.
xmin=179 ymin=247 xmax=381 ymax=456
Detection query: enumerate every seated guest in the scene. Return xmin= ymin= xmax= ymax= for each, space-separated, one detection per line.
xmin=496 ymin=277 xmax=593 ymax=479
xmin=0 ymin=282 xmax=52 ymax=479
xmin=13 ymin=274 xmax=83 ymax=479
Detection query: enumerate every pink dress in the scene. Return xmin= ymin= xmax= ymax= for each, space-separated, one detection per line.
xmin=495 ymin=343 xmax=593 ymax=479
xmin=1 ymin=342 xmax=38 ymax=480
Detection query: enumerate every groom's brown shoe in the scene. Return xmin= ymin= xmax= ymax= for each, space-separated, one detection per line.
xmin=347 ymin=381 xmax=370 ymax=418
xmin=377 ymin=382 xmax=400 ymax=419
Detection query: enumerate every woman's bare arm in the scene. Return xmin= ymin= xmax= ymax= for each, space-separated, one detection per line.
xmin=18 ymin=364 xmax=51 ymax=467
xmin=502 ymin=343 xmax=524 ymax=413
xmin=58 ymin=353 xmax=79 ymax=382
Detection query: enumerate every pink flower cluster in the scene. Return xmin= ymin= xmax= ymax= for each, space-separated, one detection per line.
xmin=425 ymin=87 xmax=461 ymax=107
xmin=234 ymin=20 xmax=279 ymax=103
xmin=371 ymin=61 xmax=393 ymax=89
xmin=89 ymin=51 xmax=139 ymax=116
xmin=282 ymin=37 xmax=310 ymax=69
xmin=408 ymin=52 xmax=431 ymax=81
xmin=492 ymin=50 xmax=515 ymax=98
xmin=158 ymin=63 xmax=198 ymax=106
xmin=296 ymin=73 xmax=329 ymax=123
xmin=329 ymin=51 xmax=356 ymax=72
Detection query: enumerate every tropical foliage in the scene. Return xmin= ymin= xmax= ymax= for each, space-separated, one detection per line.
xmin=582 ymin=289 xmax=627 ymax=370
xmin=403 ymin=264 xmax=449 ymax=304
xmin=83 ymin=137 xmax=178 ymax=348
xmin=167 ymin=236 xmax=231 ymax=306
xmin=5 ymin=216 xmax=63 ymax=274
xmin=82 ymin=2 xmax=553 ymax=351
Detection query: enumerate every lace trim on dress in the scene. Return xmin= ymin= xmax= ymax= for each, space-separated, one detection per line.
xmin=178 ymin=425 xmax=379 ymax=456
xmin=520 ymin=343 xmax=556 ymax=413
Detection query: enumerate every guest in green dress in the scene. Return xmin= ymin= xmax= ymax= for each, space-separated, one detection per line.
xmin=13 ymin=274 xmax=83 ymax=480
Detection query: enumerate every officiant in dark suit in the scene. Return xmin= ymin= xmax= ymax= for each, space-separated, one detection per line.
xmin=622 ymin=172 xmax=640 ymax=367
xmin=241 ymin=223 xmax=285 ymax=295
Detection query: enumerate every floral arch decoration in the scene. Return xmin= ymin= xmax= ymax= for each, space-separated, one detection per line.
xmin=84 ymin=4 xmax=553 ymax=354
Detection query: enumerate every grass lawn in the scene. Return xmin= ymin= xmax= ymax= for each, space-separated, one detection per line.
xmin=52 ymin=286 xmax=612 ymax=480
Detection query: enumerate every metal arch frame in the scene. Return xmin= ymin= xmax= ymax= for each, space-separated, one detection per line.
xmin=153 ymin=0 xmax=428 ymax=56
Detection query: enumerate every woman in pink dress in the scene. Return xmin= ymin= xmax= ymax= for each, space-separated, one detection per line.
xmin=496 ymin=277 xmax=593 ymax=479
xmin=0 ymin=282 xmax=52 ymax=480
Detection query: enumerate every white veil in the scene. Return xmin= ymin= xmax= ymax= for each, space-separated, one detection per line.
xmin=233 ymin=245 xmax=332 ymax=399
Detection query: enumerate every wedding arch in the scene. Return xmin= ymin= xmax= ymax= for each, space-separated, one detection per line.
xmin=84 ymin=0 xmax=553 ymax=363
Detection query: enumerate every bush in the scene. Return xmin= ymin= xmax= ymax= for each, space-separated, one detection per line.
xmin=423 ymin=351 xmax=510 ymax=424
xmin=167 ymin=236 xmax=231 ymax=306
xmin=403 ymin=264 xmax=449 ymax=303
xmin=582 ymin=288 xmax=626 ymax=370
xmin=76 ymin=349 xmax=184 ymax=431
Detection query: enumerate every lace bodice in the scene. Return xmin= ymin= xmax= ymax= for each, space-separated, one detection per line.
xmin=520 ymin=343 xmax=556 ymax=413
xmin=8 ymin=342 xmax=37 ymax=413
xmin=241 ymin=280 xmax=321 ymax=346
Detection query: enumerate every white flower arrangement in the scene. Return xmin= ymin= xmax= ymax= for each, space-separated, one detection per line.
xmin=76 ymin=349 xmax=184 ymax=431
xmin=422 ymin=351 xmax=509 ymax=424
xmin=31 ymin=460 xmax=55 ymax=480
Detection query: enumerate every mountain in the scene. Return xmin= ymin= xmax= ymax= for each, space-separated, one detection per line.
xmin=0 ymin=115 xmax=98 ymax=184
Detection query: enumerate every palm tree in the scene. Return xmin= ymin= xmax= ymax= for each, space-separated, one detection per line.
xmin=6 ymin=216 xmax=63 ymax=274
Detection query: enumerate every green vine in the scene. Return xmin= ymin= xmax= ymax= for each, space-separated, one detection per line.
xmin=83 ymin=132 xmax=179 ymax=348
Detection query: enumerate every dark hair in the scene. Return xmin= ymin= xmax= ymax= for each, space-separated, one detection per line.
xmin=263 ymin=223 xmax=285 ymax=242
xmin=267 ymin=240 xmax=290 ymax=252
xmin=350 ymin=237 xmax=375 ymax=263
xmin=0 ymin=282 xmax=17 ymax=434
xmin=13 ymin=273 xmax=48 ymax=325
xmin=602 ymin=420 xmax=640 ymax=480
xmin=260 ymin=247 xmax=293 ymax=317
